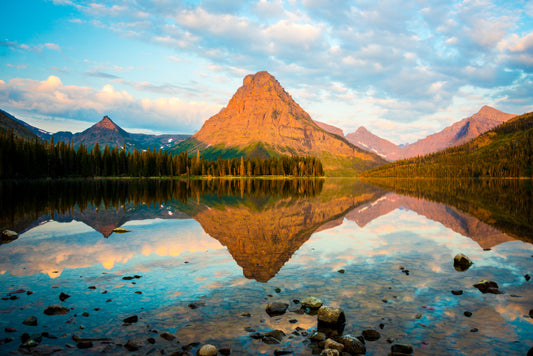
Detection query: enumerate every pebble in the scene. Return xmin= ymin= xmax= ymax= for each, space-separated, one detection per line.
xmin=219 ymin=346 xmax=231 ymax=355
xmin=525 ymin=274 xmax=531 ymax=281
xmin=337 ymin=269 xmax=345 ymax=274
xmin=265 ymin=302 xmax=289 ymax=316
xmin=391 ymin=344 xmax=414 ymax=354
xmin=264 ymin=329 xmax=286 ymax=341
xmin=77 ymin=341 xmax=93 ymax=349
xmin=362 ymin=329 xmax=381 ymax=341
xmin=470 ymin=328 xmax=479 ymax=332
xmin=124 ymin=339 xmax=141 ymax=351
xmin=5 ymin=327 xmax=16 ymax=332
xmin=473 ymin=280 xmax=502 ymax=294
xmin=320 ymin=349 xmax=340 ymax=356
xmin=454 ymin=253 xmax=473 ymax=271
xmin=451 ymin=290 xmax=463 ymax=295
xmin=123 ymin=315 xmax=138 ymax=323
xmin=274 ymin=350 xmax=293 ymax=355
xmin=159 ymin=332 xmax=176 ymax=341
xmin=324 ymin=338 xmax=344 ymax=351
xmin=241 ymin=312 xmax=251 ymax=317
xmin=198 ymin=344 xmax=217 ymax=356
xmin=59 ymin=292 xmax=70 ymax=301
xmin=23 ymin=316 xmax=38 ymax=326
xmin=337 ymin=335 xmax=366 ymax=355
xmin=464 ymin=311 xmax=472 ymax=317
xmin=44 ymin=305 xmax=69 ymax=315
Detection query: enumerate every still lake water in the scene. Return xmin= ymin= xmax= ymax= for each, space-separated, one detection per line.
xmin=0 ymin=178 xmax=532 ymax=355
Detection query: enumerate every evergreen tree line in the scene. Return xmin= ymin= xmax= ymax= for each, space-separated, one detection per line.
xmin=0 ymin=130 xmax=324 ymax=179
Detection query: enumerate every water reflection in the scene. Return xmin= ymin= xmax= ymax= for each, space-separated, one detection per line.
xmin=0 ymin=178 xmax=532 ymax=355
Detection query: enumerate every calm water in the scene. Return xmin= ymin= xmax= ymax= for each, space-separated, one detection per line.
xmin=0 ymin=179 xmax=532 ymax=355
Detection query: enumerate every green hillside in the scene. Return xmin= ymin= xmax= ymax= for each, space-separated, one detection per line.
xmin=0 ymin=110 xmax=38 ymax=140
xmin=362 ymin=111 xmax=533 ymax=178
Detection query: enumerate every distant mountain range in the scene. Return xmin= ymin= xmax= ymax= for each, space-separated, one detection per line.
xmin=0 ymin=73 xmax=525 ymax=173
xmin=0 ymin=109 xmax=189 ymax=151
xmin=346 ymin=106 xmax=516 ymax=160
xmin=363 ymin=111 xmax=533 ymax=178
xmin=171 ymin=71 xmax=386 ymax=175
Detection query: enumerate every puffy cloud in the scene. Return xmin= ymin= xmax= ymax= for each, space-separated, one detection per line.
xmin=0 ymin=76 xmax=221 ymax=133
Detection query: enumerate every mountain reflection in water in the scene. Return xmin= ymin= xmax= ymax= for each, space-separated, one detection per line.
xmin=0 ymin=178 xmax=530 ymax=281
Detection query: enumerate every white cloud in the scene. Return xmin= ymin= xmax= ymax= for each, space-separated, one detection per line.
xmin=0 ymin=76 xmax=220 ymax=133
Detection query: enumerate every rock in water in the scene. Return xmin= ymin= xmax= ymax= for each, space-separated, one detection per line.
xmin=22 ymin=316 xmax=38 ymax=326
xmin=301 ymin=296 xmax=323 ymax=309
xmin=337 ymin=335 xmax=366 ymax=355
xmin=317 ymin=306 xmax=345 ymax=325
xmin=324 ymin=338 xmax=344 ymax=352
xmin=266 ymin=302 xmax=289 ymax=316
xmin=473 ymin=280 xmax=502 ymax=294
xmin=159 ymin=332 xmax=176 ymax=341
xmin=198 ymin=344 xmax=218 ymax=356
xmin=454 ymin=253 xmax=473 ymax=271
xmin=124 ymin=339 xmax=141 ymax=351
xmin=59 ymin=292 xmax=70 ymax=301
xmin=264 ymin=330 xmax=286 ymax=342
xmin=1 ymin=230 xmax=18 ymax=242
xmin=391 ymin=344 xmax=414 ymax=354
xmin=43 ymin=305 xmax=69 ymax=315
xmin=123 ymin=315 xmax=138 ymax=323
xmin=320 ymin=349 xmax=340 ymax=356
xmin=362 ymin=329 xmax=381 ymax=341
xmin=112 ymin=228 xmax=130 ymax=233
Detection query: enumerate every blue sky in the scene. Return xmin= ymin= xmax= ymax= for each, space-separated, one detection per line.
xmin=0 ymin=0 xmax=532 ymax=144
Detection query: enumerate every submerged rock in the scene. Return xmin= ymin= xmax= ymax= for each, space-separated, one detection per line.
xmin=124 ymin=339 xmax=141 ymax=352
xmin=362 ymin=329 xmax=381 ymax=341
xmin=123 ymin=315 xmax=138 ymax=323
xmin=473 ymin=280 xmax=502 ymax=294
xmin=265 ymin=302 xmax=288 ymax=316
xmin=43 ymin=305 xmax=69 ymax=315
xmin=22 ymin=316 xmax=38 ymax=326
xmin=159 ymin=332 xmax=176 ymax=341
xmin=451 ymin=290 xmax=463 ymax=295
xmin=264 ymin=329 xmax=286 ymax=342
xmin=391 ymin=344 xmax=414 ymax=354
xmin=454 ymin=253 xmax=473 ymax=271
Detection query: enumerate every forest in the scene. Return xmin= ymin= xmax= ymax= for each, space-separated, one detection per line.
xmin=0 ymin=130 xmax=324 ymax=179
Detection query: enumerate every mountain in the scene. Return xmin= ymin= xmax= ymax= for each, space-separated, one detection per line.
xmin=346 ymin=126 xmax=403 ymax=160
xmin=401 ymin=106 xmax=516 ymax=158
xmin=314 ymin=120 xmax=344 ymax=137
xmin=346 ymin=106 xmax=516 ymax=161
xmin=362 ymin=110 xmax=533 ymax=178
xmin=171 ymin=71 xmax=385 ymax=175
xmin=71 ymin=115 xmax=138 ymax=150
xmin=0 ymin=109 xmax=40 ymax=140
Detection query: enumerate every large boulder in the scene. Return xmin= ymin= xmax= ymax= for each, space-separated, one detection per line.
xmin=43 ymin=305 xmax=69 ymax=315
xmin=301 ymin=296 xmax=323 ymax=309
xmin=198 ymin=344 xmax=218 ymax=356
xmin=1 ymin=230 xmax=18 ymax=243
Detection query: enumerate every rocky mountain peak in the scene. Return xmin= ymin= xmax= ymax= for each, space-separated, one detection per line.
xmin=95 ymin=116 xmax=119 ymax=131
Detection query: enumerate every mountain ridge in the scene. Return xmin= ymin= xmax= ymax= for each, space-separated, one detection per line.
xmin=346 ymin=106 xmax=517 ymax=160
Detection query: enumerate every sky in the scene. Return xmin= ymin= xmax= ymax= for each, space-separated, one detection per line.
xmin=0 ymin=0 xmax=532 ymax=144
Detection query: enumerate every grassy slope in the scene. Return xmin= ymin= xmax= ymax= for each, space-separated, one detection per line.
xmin=362 ymin=112 xmax=533 ymax=178
xmin=0 ymin=110 xmax=38 ymax=140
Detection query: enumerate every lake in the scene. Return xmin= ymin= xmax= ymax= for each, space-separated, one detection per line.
xmin=0 ymin=178 xmax=532 ymax=355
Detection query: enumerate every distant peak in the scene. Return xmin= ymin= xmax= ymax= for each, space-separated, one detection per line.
xmin=477 ymin=105 xmax=498 ymax=115
xmin=95 ymin=116 xmax=119 ymax=131
xmin=355 ymin=126 xmax=370 ymax=134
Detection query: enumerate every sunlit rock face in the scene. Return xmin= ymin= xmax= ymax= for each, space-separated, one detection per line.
xmin=182 ymin=71 xmax=384 ymax=173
